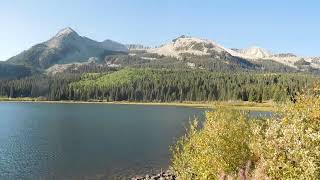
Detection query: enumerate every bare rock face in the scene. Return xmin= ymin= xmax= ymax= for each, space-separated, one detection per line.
xmin=238 ymin=46 xmax=271 ymax=59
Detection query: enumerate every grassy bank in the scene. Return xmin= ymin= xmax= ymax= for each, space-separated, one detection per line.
xmin=0 ymin=97 xmax=276 ymax=111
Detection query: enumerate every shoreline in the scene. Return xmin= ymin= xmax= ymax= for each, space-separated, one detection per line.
xmin=0 ymin=98 xmax=276 ymax=111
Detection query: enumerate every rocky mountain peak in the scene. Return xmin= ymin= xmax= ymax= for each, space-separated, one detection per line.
xmin=55 ymin=27 xmax=78 ymax=38
xmin=148 ymin=36 xmax=230 ymax=58
xmin=46 ymin=27 xmax=81 ymax=49
xmin=7 ymin=27 xmax=127 ymax=68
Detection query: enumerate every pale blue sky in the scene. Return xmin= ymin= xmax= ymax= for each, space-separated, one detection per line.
xmin=0 ymin=0 xmax=319 ymax=60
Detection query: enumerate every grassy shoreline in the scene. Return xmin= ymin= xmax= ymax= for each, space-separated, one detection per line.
xmin=0 ymin=97 xmax=276 ymax=111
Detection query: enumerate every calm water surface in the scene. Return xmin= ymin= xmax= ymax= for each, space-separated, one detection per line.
xmin=0 ymin=102 xmax=272 ymax=179
xmin=0 ymin=102 xmax=207 ymax=179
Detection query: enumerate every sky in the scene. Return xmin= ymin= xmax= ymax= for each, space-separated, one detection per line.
xmin=0 ymin=0 xmax=319 ymax=61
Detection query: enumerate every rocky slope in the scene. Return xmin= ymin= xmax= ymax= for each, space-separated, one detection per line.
xmin=147 ymin=35 xmax=230 ymax=59
xmin=237 ymin=46 xmax=271 ymax=58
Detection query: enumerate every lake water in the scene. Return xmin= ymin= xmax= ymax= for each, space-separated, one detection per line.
xmin=0 ymin=102 xmax=208 ymax=179
xmin=0 ymin=102 xmax=272 ymax=180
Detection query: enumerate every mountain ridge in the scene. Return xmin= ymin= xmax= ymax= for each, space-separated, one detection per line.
xmin=146 ymin=35 xmax=319 ymax=70
xmin=5 ymin=28 xmax=320 ymax=72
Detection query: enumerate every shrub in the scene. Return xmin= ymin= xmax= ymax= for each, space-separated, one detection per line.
xmin=251 ymin=92 xmax=320 ymax=179
xmin=171 ymin=87 xmax=320 ymax=179
xmin=171 ymin=109 xmax=252 ymax=179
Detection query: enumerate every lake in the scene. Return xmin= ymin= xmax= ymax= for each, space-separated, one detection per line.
xmin=0 ymin=102 xmax=272 ymax=179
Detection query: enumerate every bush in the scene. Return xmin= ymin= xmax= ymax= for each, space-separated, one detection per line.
xmin=172 ymin=87 xmax=320 ymax=179
xmin=171 ymin=109 xmax=252 ymax=179
xmin=251 ymin=92 xmax=320 ymax=179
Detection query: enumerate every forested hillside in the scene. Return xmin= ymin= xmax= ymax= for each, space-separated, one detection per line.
xmin=0 ymin=68 xmax=316 ymax=102
xmin=0 ymin=62 xmax=34 ymax=80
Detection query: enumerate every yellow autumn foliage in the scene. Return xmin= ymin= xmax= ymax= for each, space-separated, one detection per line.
xmin=251 ymin=93 xmax=320 ymax=179
xmin=171 ymin=109 xmax=252 ymax=179
xmin=172 ymin=87 xmax=320 ymax=179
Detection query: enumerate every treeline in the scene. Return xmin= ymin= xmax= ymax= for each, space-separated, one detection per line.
xmin=0 ymin=68 xmax=316 ymax=102
xmin=0 ymin=74 xmax=81 ymax=100
xmin=69 ymin=69 xmax=315 ymax=102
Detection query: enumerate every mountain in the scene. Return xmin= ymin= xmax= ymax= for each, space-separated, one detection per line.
xmin=146 ymin=35 xmax=268 ymax=60
xmin=147 ymin=35 xmax=233 ymax=58
xmin=310 ymin=57 xmax=320 ymax=65
xmin=233 ymin=47 xmax=320 ymax=70
xmin=146 ymin=35 xmax=320 ymax=71
xmin=7 ymin=27 xmax=127 ymax=69
xmin=146 ymin=35 xmax=263 ymax=71
xmin=4 ymin=30 xmax=320 ymax=73
xmin=101 ymin=39 xmax=128 ymax=52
